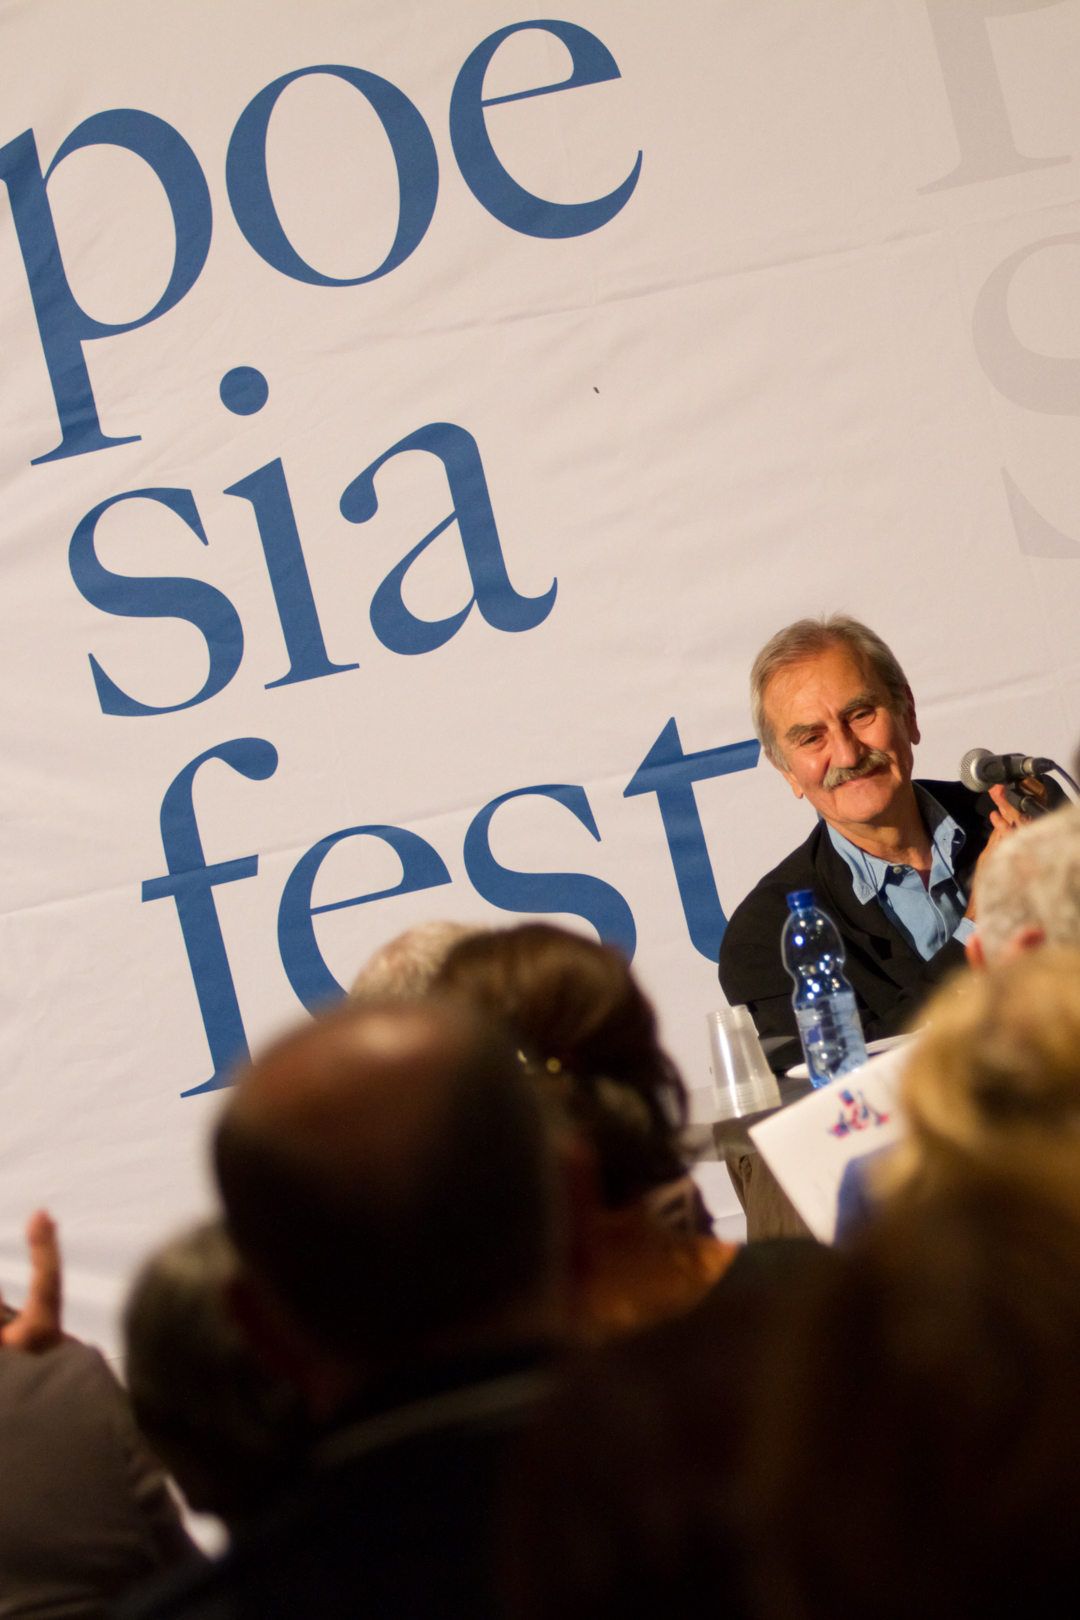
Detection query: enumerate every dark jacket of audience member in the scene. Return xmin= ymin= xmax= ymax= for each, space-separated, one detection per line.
xmin=0 ymin=1337 xmax=196 ymax=1618
xmin=0 ymin=1211 xmax=196 ymax=1619
xmin=504 ymin=1167 xmax=1080 ymax=1620
xmin=500 ymin=1238 xmax=836 ymax=1620
xmin=121 ymin=997 xmax=564 ymax=1620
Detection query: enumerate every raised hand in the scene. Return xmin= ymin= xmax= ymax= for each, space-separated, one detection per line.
xmin=0 ymin=1210 xmax=63 ymax=1351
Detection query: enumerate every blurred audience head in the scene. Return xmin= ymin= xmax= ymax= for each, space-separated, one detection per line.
xmin=433 ymin=923 xmax=728 ymax=1344
xmin=747 ymin=1172 xmax=1080 ymax=1620
xmin=213 ymin=996 xmax=561 ymax=1416
xmin=349 ymin=919 xmax=484 ymax=1001
xmin=124 ymin=1221 xmax=303 ymax=1524
xmin=973 ymin=803 xmax=1080 ymax=964
xmin=884 ymin=946 xmax=1080 ymax=1198
xmin=433 ymin=922 xmax=687 ymax=1209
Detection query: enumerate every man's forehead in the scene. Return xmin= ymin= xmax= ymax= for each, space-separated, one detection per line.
xmin=764 ymin=644 xmax=882 ymax=719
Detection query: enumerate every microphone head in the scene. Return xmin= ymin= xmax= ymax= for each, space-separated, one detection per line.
xmin=959 ymin=747 xmax=993 ymax=791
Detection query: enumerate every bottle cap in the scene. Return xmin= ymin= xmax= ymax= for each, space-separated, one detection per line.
xmin=786 ymin=889 xmax=815 ymax=910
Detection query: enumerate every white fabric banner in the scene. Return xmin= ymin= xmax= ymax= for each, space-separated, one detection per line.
xmin=2 ymin=0 xmax=1080 ymax=1349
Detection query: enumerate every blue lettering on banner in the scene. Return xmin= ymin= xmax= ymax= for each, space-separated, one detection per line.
xmin=220 ymin=366 xmax=269 ymax=415
xmin=144 ymin=719 xmax=761 ymax=1093
xmin=141 ymin=738 xmax=279 ymax=1096
xmin=624 ymin=719 xmax=759 ymax=958
xmin=225 ymin=459 xmax=360 ymax=686
xmin=278 ymin=826 xmax=453 ymax=1010
xmin=70 ymin=420 xmax=548 ymax=703
xmin=463 ymin=783 xmax=637 ymax=960
xmin=340 ymin=422 xmax=557 ymax=653
xmin=5 ymin=21 xmax=662 ymax=1097
xmin=2 ymin=20 xmax=638 ymax=462
xmin=0 ymin=114 xmax=212 ymax=462
xmin=226 ymin=65 xmax=439 ymax=285
xmin=68 ymin=488 xmax=244 ymax=716
xmin=450 ymin=19 xmax=641 ymax=237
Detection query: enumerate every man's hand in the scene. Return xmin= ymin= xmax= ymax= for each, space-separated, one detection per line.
xmin=964 ymin=780 xmax=1041 ymax=922
xmin=991 ymin=776 xmax=1047 ymax=827
xmin=0 ymin=1210 xmax=63 ymax=1351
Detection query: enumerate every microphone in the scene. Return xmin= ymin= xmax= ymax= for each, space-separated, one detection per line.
xmin=959 ymin=747 xmax=1055 ymax=791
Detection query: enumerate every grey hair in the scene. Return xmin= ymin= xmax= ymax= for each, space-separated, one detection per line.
xmin=750 ymin=615 xmax=911 ymax=767
xmin=349 ymin=920 xmax=486 ymax=1001
xmin=976 ymin=806 xmax=1080 ymax=962
xmin=123 ymin=1221 xmax=301 ymax=1520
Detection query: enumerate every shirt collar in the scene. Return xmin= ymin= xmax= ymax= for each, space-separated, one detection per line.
xmin=825 ymin=784 xmax=966 ymax=904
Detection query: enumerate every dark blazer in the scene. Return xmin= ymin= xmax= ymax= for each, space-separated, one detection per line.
xmin=718 ymin=780 xmax=989 ymax=1073
xmin=0 ymin=1338 xmax=196 ymax=1618
xmin=120 ymin=1347 xmax=551 ymax=1620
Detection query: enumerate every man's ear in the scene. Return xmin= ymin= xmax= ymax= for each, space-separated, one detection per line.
xmin=965 ymin=932 xmax=986 ymax=972
xmin=1002 ymin=924 xmax=1046 ymax=961
xmin=902 ymin=684 xmax=920 ymax=747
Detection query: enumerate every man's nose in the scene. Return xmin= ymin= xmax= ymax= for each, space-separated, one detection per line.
xmin=830 ymin=725 xmax=863 ymax=767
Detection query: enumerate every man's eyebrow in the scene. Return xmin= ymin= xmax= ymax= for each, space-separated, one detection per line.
xmin=783 ymin=692 xmax=880 ymax=745
xmin=839 ymin=691 xmax=879 ymax=718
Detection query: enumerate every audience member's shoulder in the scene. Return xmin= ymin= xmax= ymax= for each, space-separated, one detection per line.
xmin=582 ymin=1238 xmax=833 ymax=1392
xmin=717 ymin=1236 xmax=835 ymax=1294
xmin=688 ymin=1237 xmax=836 ymax=1338
xmin=117 ymin=1556 xmax=226 ymax=1620
xmin=0 ymin=1333 xmax=121 ymax=1405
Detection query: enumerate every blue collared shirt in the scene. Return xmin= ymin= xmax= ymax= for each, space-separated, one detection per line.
xmin=826 ymin=785 xmax=975 ymax=961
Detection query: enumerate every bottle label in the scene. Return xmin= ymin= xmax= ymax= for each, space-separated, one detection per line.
xmin=795 ymin=993 xmax=867 ymax=1086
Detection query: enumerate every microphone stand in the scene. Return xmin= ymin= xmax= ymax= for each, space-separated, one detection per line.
xmin=1004 ymin=764 xmax=1080 ymax=816
xmin=960 ymin=747 xmax=1080 ymax=814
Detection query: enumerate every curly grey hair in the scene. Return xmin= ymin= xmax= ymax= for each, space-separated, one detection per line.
xmin=349 ymin=920 xmax=486 ymax=1001
xmin=975 ymin=806 xmax=1080 ymax=962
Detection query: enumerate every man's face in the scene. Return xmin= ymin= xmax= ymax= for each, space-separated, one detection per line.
xmin=763 ymin=641 xmax=919 ymax=834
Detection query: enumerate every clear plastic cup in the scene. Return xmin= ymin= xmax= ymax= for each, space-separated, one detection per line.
xmin=694 ymin=1005 xmax=782 ymax=1123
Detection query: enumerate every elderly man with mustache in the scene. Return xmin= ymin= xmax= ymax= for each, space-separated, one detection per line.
xmin=719 ymin=615 xmax=1024 ymax=1083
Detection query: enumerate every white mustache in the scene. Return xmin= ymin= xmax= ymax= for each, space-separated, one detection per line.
xmin=823 ymin=750 xmax=891 ymax=792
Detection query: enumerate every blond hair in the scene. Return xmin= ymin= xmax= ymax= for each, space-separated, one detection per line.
xmin=883 ymin=947 xmax=1080 ymax=1200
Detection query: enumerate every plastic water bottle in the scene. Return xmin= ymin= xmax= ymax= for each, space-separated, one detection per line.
xmin=781 ymin=889 xmax=868 ymax=1087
